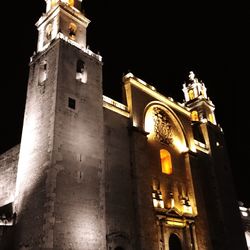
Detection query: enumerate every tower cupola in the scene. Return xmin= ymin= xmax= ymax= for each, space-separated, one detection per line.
xmin=182 ymin=71 xmax=217 ymax=124
xmin=45 ymin=0 xmax=82 ymax=13
xmin=182 ymin=71 xmax=208 ymax=102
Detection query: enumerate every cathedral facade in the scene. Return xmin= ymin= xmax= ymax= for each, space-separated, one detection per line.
xmin=0 ymin=1 xmax=247 ymax=249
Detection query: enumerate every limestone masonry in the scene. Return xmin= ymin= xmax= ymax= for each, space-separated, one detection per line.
xmin=0 ymin=1 xmax=247 ymax=249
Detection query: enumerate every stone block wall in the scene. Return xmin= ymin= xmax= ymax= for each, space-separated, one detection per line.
xmin=0 ymin=145 xmax=20 ymax=207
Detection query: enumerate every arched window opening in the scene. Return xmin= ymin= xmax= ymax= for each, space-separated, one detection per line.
xmin=76 ymin=59 xmax=87 ymax=83
xmin=68 ymin=22 xmax=77 ymax=39
xmin=169 ymin=234 xmax=182 ymax=250
xmin=191 ymin=110 xmax=199 ymax=121
xmin=188 ymin=89 xmax=195 ymax=100
xmin=160 ymin=149 xmax=172 ymax=175
xmin=77 ymin=60 xmax=84 ymax=73
xmin=39 ymin=60 xmax=47 ymax=84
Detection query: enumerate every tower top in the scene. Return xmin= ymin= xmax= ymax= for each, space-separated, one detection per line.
xmin=36 ymin=0 xmax=90 ymax=52
xmin=188 ymin=71 xmax=196 ymax=82
xmin=45 ymin=0 xmax=83 ymax=13
xmin=182 ymin=71 xmax=208 ymax=101
xmin=182 ymin=71 xmax=217 ymax=125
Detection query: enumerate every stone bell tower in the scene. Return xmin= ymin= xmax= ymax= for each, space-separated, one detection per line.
xmin=182 ymin=71 xmax=216 ymax=124
xmin=14 ymin=0 xmax=106 ymax=249
xmin=182 ymin=71 xmax=247 ymax=249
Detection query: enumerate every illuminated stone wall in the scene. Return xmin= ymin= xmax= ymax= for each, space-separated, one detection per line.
xmin=0 ymin=0 xmax=246 ymax=248
xmin=1 ymin=65 xmax=247 ymax=249
xmin=0 ymin=145 xmax=19 ymax=207
xmin=11 ymin=39 xmax=106 ymax=249
xmin=104 ymin=108 xmax=135 ymax=249
xmin=122 ymin=82 xmax=196 ymax=249
xmin=120 ymin=75 xmax=248 ymax=250
xmin=14 ymin=41 xmax=59 ymax=249
xmin=240 ymin=203 xmax=250 ymax=249
xmin=57 ymin=6 xmax=87 ymax=48
xmin=0 ymin=39 xmax=247 ymax=249
xmin=51 ymin=40 xmax=106 ymax=249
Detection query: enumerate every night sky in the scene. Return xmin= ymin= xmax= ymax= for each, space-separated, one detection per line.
xmin=1 ymin=1 xmax=249 ymax=206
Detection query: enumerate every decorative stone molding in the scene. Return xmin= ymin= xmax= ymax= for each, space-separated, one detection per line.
xmin=153 ymin=107 xmax=173 ymax=145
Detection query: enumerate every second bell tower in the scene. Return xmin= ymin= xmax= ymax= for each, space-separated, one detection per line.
xmin=182 ymin=71 xmax=217 ymax=124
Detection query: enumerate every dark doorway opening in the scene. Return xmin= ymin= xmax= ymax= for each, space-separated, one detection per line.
xmin=169 ymin=233 xmax=182 ymax=250
xmin=115 ymin=247 xmax=124 ymax=250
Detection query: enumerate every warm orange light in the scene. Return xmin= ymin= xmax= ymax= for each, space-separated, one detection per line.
xmin=160 ymin=149 xmax=172 ymax=175
xmin=69 ymin=22 xmax=77 ymax=39
xmin=69 ymin=0 xmax=74 ymax=6
xmin=208 ymin=113 xmax=216 ymax=124
xmin=51 ymin=0 xmax=57 ymax=7
xmin=60 ymin=0 xmax=74 ymax=6
xmin=191 ymin=110 xmax=199 ymax=121
xmin=166 ymin=220 xmax=185 ymax=227
xmin=188 ymin=89 xmax=195 ymax=100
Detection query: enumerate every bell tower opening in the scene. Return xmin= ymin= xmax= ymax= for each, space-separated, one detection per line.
xmin=37 ymin=0 xmax=89 ymax=52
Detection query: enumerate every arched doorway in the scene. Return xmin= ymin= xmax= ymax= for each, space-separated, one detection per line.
xmin=115 ymin=247 xmax=124 ymax=250
xmin=169 ymin=233 xmax=182 ymax=250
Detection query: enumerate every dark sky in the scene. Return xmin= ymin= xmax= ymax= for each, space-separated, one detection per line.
xmin=1 ymin=1 xmax=249 ymax=206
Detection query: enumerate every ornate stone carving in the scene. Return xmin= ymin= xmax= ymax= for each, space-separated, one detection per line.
xmin=153 ymin=107 xmax=173 ymax=145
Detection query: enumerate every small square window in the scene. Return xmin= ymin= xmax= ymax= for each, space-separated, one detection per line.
xmin=68 ymin=97 xmax=76 ymax=110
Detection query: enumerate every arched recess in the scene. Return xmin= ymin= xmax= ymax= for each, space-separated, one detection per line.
xmin=144 ymin=101 xmax=189 ymax=153
xmin=169 ymin=233 xmax=182 ymax=250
